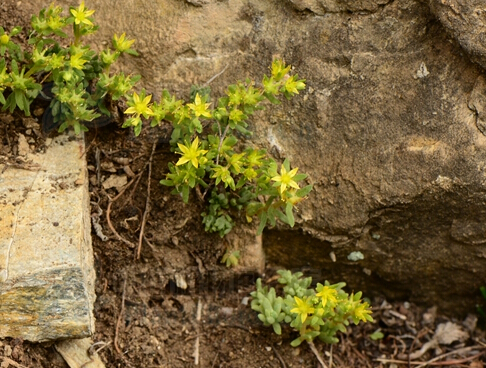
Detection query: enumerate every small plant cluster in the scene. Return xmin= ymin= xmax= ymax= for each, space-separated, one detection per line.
xmin=1 ymin=3 xmax=313 ymax=260
xmin=123 ymin=60 xmax=311 ymax=237
xmin=0 ymin=2 xmax=139 ymax=133
xmin=251 ymin=270 xmax=373 ymax=347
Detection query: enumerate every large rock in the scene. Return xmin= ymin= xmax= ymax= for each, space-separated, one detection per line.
xmin=428 ymin=0 xmax=486 ymax=70
xmin=17 ymin=0 xmax=486 ymax=314
xmin=0 ymin=133 xmax=95 ymax=341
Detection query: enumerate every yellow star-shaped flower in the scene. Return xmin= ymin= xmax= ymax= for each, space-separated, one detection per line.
xmin=271 ymin=164 xmax=299 ymax=195
xmin=290 ymin=296 xmax=315 ymax=324
xmin=124 ymin=91 xmax=153 ymax=118
xmin=316 ymin=285 xmax=338 ymax=307
xmin=69 ymin=52 xmax=88 ymax=70
xmin=113 ymin=33 xmax=135 ymax=53
xmin=176 ymin=137 xmax=208 ymax=169
xmin=353 ymin=301 xmax=373 ymax=323
xmin=70 ymin=1 xmax=95 ymax=26
xmin=187 ymin=93 xmax=212 ymax=118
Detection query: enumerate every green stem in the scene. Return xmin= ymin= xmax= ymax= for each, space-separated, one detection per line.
xmin=73 ymin=24 xmax=81 ymax=46
xmin=24 ymin=65 xmax=41 ymax=79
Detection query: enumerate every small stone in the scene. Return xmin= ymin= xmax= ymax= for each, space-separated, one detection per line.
xmin=56 ymin=338 xmax=105 ymax=368
xmin=0 ymin=114 xmax=14 ymax=124
xmin=174 ymin=274 xmax=187 ymax=290
xmin=4 ymin=344 xmax=12 ymax=357
xmin=101 ymin=161 xmax=117 ymax=173
xmin=102 ymin=174 xmax=128 ymax=190
xmin=347 ymin=251 xmax=364 ymax=262
xmin=33 ymin=108 xmax=44 ymax=117
xmin=221 ymin=307 xmax=233 ymax=316
xmin=22 ymin=117 xmax=38 ymax=129
xmin=329 ymin=251 xmax=336 ymax=262
xmin=17 ymin=134 xmax=30 ymax=156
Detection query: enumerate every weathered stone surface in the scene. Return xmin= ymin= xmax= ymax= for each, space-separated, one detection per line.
xmin=0 ymin=134 xmax=95 ymax=341
xmin=428 ymin=0 xmax=486 ymax=70
xmin=287 ymin=0 xmax=392 ymax=14
xmin=18 ymin=0 xmax=486 ymax=314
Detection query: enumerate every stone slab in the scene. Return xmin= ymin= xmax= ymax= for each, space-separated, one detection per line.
xmin=56 ymin=338 xmax=106 ymax=368
xmin=0 ymin=133 xmax=95 ymax=342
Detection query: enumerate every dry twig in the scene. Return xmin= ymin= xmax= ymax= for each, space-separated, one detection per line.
xmin=271 ymin=345 xmax=287 ymax=368
xmin=136 ymin=140 xmax=156 ymax=259
xmin=104 ymin=176 xmax=139 ymax=248
xmin=210 ymin=352 xmax=220 ymax=368
xmin=193 ymin=298 xmax=203 ymax=365
xmin=308 ymin=340 xmax=329 ymax=368
xmin=114 ymin=274 xmax=128 ymax=355
xmin=375 ymin=345 xmax=486 ymax=367
xmin=0 ymin=356 xmax=29 ymax=368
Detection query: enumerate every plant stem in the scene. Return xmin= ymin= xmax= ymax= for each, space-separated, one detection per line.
xmin=307 ymin=340 xmax=328 ymax=368
xmin=215 ymin=124 xmax=230 ymax=165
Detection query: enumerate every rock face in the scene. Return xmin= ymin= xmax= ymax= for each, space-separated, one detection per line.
xmin=428 ymin=0 xmax=486 ymax=70
xmin=0 ymin=134 xmax=95 ymax=341
xmin=19 ymin=0 xmax=486 ymax=314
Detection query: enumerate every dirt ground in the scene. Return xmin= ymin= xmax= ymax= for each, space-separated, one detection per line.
xmin=1 ymin=2 xmax=486 ymax=367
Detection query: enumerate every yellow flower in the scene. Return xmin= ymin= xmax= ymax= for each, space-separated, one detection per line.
xmin=187 ymin=93 xmax=212 ymax=118
xmin=290 ymin=296 xmax=315 ymax=324
xmin=211 ymin=165 xmax=235 ymax=189
xmin=285 ymin=188 xmax=305 ymax=205
xmin=113 ymin=33 xmax=135 ymax=53
xmin=285 ymin=75 xmax=306 ymax=94
xmin=271 ymin=164 xmax=299 ymax=195
xmin=176 ymin=137 xmax=208 ymax=169
xmin=353 ymin=302 xmax=373 ymax=323
xmin=0 ymin=34 xmax=9 ymax=45
xmin=49 ymin=53 xmax=65 ymax=69
xmin=124 ymin=92 xmax=153 ymax=118
xmin=69 ymin=52 xmax=88 ymax=70
xmin=316 ymin=285 xmax=338 ymax=307
xmin=70 ymin=1 xmax=95 ymax=26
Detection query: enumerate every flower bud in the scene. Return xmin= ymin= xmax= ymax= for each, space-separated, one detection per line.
xmin=0 ymin=34 xmax=9 ymax=45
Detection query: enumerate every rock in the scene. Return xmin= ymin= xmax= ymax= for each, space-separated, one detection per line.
xmin=56 ymin=338 xmax=106 ymax=368
xmin=16 ymin=134 xmax=29 ymax=156
xmin=102 ymin=174 xmax=127 ymax=190
xmin=0 ymin=133 xmax=95 ymax=341
xmin=428 ymin=0 xmax=486 ymax=70
xmin=287 ymin=0 xmax=392 ymax=14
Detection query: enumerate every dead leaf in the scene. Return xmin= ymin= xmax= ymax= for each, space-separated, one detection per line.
xmin=435 ymin=322 xmax=469 ymax=345
xmin=409 ymin=322 xmax=469 ymax=359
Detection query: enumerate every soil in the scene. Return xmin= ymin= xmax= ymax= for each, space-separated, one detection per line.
xmin=1 ymin=2 xmax=486 ymax=368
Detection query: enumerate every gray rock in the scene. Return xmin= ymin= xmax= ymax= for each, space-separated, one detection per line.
xmin=0 ymin=134 xmax=95 ymax=341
